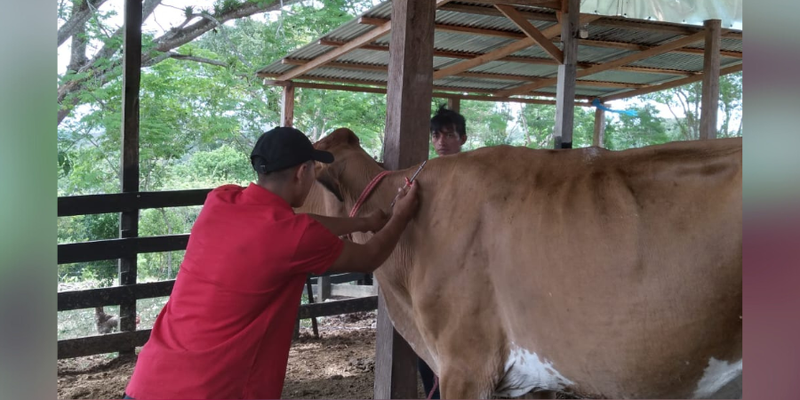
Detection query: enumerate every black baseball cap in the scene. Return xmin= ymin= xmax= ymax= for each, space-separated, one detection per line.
xmin=250 ymin=127 xmax=334 ymax=173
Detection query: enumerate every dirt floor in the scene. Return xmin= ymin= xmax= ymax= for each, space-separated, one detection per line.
xmin=57 ymin=311 xmax=426 ymax=400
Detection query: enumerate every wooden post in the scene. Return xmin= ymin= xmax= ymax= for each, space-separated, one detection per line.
xmin=593 ymin=104 xmax=606 ymax=147
xmin=554 ymin=0 xmax=579 ymax=149
xmin=118 ymin=0 xmax=142 ymax=357
xmin=700 ymin=19 xmax=721 ymax=140
xmin=318 ymin=275 xmax=332 ymax=301
xmin=281 ymin=82 xmax=295 ymax=127
xmin=376 ymin=0 xmax=435 ymax=398
xmin=447 ymin=97 xmax=461 ymax=114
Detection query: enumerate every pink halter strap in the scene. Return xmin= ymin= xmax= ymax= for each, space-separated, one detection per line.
xmin=349 ymin=171 xmax=390 ymax=218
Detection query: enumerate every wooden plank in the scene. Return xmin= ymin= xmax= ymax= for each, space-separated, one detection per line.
xmin=261 ymin=79 xmax=593 ymax=106
xmin=313 ymin=39 xmax=565 ymax=66
xmin=600 ymin=63 xmax=741 ymax=102
xmin=434 ymin=14 xmax=600 ymax=80
xmin=58 ymin=330 xmax=151 ymax=359
xmin=554 ymin=0 xmax=579 ymax=149
xmin=593 ymin=105 xmax=606 ymax=147
xmin=281 ymin=82 xmax=294 ymax=127
xmin=497 ymin=30 xmax=707 ymax=97
xmin=700 ymin=19 xmax=722 ymax=140
xmin=277 ymin=0 xmax=452 ymax=81
xmin=468 ymin=0 xmax=561 ymax=9
xmin=360 ymin=16 xmax=527 ymax=41
xmin=318 ymin=275 xmax=332 ymax=302
xmin=310 ymin=283 xmax=378 ymax=298
xmin=119 ymin=0 xmax=143 ymax=356
xmin=495 ymin=4 xmax=563 ymax=63
xmin=58 ymin=234 xmax=190 ymax=264
xmin=447 ymin=97 xmax=461 ymax=113
xmin=377 ymin=0 xmax=436 ymax=398
xmin=297 ymin=296 xmax=378 ymax=319
xmin=58 ymin=189 xmax=211 ymax=217
xmin=58 ymin=297 xmax=380 ymax=359
xmin=58 ymin=280 xmax=175 ymax=311
xmin=277 ymin=23 xmax=392 ymax=81
xmin=439 ymin=3 xmax=558 ymax=21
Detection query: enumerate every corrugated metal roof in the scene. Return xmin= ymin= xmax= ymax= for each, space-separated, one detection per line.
xmin=257 ymin=0 xmax=742 ymax=100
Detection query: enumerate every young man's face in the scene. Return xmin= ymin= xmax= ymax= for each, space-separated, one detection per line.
xmin=431 ymin=125 xmax=466 ymax=156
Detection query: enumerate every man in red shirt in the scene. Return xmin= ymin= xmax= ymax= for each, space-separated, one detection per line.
xmin=124 ymin=127 xmax=419 ymax=399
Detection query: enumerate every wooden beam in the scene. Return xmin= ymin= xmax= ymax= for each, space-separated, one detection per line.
xmin=58 ymin=280 xmax=175 ymax=311
xmin=593 ymin=105 xmax=606 ymax=147
xmin=700 ymin=19 xmax=722 ymax=140
xmin=119 ymin=0 xmax=143 ymax=356
xmin=279 ymin=59 xmax=645 ymax=89
xmin=58 ymin=330 xmax=151 ymax=359
xmin=447 ymin=97 xmax=461 ymax=113
xmin=58 ymin=189 xmax=211 ymax=217
xmin=58 ymin=297 xmax=380 ymax=359
xmin=439 ymin=3 xmax=558 ymax=22
xmin=281 ymin=82 xmax=294 ymax=127
xmin=466 ymin=0 xmax=562 ymax=9
xmin=277 ymin=0 xmax=451 ymax=81
xmin=495 ymin=4 xmax=563 ymax=63
xmin=58 ymin=234 xmax=190 ymax=264
xmin=376 ymin=0 xmax=435 ymax=398
xmin=434 ymin=14 xmax=600 ymax=80
xmin=311 ymin=39 xmax=693 ymax=75
xmin=278 ymin=22 xmax=392 ymax=81
xmin=600 ymin=63 xmax=741 ymax=102
xmin=262 ymin=78 xmax=595 ymax=105
xmin=297 ymin=295 xmax=378 ymax=319
xmin=360 ymin=16 xmax=527 ymax=40
xmin=497 ymin=30 xmax=707 ymax=96
xmin=554 ymin=0 xmax=579 ymax=149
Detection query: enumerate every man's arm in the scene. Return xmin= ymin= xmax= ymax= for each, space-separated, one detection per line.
xmin=326 ymin=183 xmax=419 ymax=274
xmin=306 ymin=210 xmax=388 ymax=237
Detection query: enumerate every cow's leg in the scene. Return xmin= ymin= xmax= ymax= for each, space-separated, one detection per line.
xmin=438 ymin=369 xmax=492 ymax=399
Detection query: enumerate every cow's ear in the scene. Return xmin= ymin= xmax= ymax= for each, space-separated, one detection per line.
xmin=316 ymin=164 xmax=344 ymax=203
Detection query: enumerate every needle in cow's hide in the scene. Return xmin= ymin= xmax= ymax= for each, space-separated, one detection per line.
xmin=390 ymin=160 xmax=427 ymax=209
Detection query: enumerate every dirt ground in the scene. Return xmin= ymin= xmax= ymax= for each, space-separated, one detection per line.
xmin=58 ymin=311 xmax=425 ymax=400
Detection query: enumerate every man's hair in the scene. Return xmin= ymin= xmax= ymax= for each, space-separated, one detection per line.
xmin=430 ymin=104 xmax=466 ymax=138
xmin=254 ymin=159 xmax=312 ymax=183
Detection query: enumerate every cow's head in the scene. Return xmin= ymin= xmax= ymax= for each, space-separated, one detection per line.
xmin=312 ymin=128 xmax=372 ymax=205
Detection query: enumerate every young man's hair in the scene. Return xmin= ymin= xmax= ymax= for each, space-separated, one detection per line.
xmin=430 ymin=104 xmax=466 ymax=138
xmin=253 ymin=158 xmax=312 ymax=184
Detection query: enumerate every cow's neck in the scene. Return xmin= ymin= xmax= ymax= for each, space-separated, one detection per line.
xmin=339 ymin=154 xmax=408 ymax=230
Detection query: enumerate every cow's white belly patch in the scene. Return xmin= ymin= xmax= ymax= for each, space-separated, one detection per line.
xmin=494 ymin=343 xmax=574 ymax=398
xmin=692 ymin=357 xmax=743 ymax=398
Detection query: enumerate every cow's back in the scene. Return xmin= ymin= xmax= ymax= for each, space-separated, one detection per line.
xmin=400 ymin=138 xmax=741 ymax=398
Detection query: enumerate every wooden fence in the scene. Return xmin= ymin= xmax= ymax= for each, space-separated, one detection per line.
xmin=57 ymin=189 xmax=376 ymax=359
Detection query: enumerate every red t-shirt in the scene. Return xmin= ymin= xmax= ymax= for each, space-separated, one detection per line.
xmin=126 ymin=183 xmax=344 ymax=399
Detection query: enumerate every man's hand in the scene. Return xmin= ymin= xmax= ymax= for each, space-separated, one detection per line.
xmin=363 ymin=209 xmax=389 ymax=233
xmin=392 ymin=181 xmax=420 ymax=222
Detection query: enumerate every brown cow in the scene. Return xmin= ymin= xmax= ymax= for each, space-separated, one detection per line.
xmin=311 ymin=128 xmax=742 ymax=399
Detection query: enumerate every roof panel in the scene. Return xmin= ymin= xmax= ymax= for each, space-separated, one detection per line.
xmin=257 ymin=0 xmax=743 ymax=101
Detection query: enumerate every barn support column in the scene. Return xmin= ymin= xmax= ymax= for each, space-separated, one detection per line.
xmin=281 ymin=82 xmax=295 ymax=127
xmin=554 ymin=0 xmax=579 ymax=149
xmin=375 ymin=0 xmax=436 ymax=398
xmin=118 ymin=0 xmax=142 ymax=357
xmin=700 ymin=19 xmax=721 ymax=140
xmin=447 ymin=97 xmax=461 ymax=114
xmin=593 ymin=102 xmax=606 ymax=147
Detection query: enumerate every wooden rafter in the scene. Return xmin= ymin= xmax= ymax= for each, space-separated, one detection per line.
xmin=433 ymin=14 xmax=601 ymax=80
xmin=357 ymin=17 xmax=743 ymax=60
xmin=277 ymin=59 xmax=645 ymax=89
xmin=466 ymin=0 xmax=562 ymax=9
xmin=261 ymin=80 xmax=593 ymax=106
xmin=600 ymin=62 xmax=741 ymax=102
xmin=307 ymin=39 xmax=698 ymax=76
xmin=495 ymin=4 xmax=563 ymax=63
xmin=496 ymin=30 xmax=707 ymax=97
xmin=438 ymin=3 xmax=743 ymax=39
xmin=276 ymin=0 xmax=452 ymax=81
